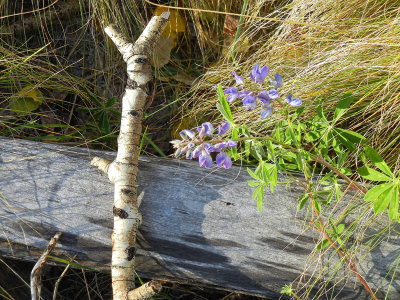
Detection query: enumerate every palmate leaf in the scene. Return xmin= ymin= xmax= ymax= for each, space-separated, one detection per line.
xmin=334 ymin=93 xmax=353 ymax=120
xmin=364 ymin=145 xmax=393 ymax=177
xmin=333 ymin=128 xmax=365 ymax=151
xmin=247 ymin=167 xmax=261 ymax=181
xmin=357 ymin=166 xmax=392 ymax=182
xmin=373 ymin=185 xmax=393 ymax=214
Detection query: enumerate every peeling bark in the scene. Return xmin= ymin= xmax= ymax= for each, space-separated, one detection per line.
xmin=91 ymin=12 xmax=169 ymax=300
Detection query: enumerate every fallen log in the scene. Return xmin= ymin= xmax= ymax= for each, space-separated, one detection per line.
xmin=0 ymin=137 xmax=399 ymax=299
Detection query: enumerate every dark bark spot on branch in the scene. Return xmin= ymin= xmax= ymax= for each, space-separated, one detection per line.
xmin=126 ymin=79 xmax=138 ymax=89
xmin=135 ymin=57 xmax=148 ymax=64
xmin=128 ymin=110 xmax=139 ymax=117
xmin=121 ymin=188 xmax=134 ymax=195
xmin=113 ymin=206 xmax=128 ymax=219
xmin=126 ymin=247 xmax=136 ymax=261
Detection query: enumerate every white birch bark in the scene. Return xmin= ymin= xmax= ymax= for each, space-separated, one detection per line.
xmin=91 ymin=12 xmax=169 ymax=300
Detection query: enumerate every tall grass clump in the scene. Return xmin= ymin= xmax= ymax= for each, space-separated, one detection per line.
xmin=186 ymin=0 xmax=400 ymax=168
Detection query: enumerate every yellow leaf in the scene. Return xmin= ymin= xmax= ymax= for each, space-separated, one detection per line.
xmin=18 ymin=86 xmax=43 ymax=104
xmin=153 ymin=7 xmax=186 ymax=45
xmin=9 ymin=86 xmax=43 ymax=114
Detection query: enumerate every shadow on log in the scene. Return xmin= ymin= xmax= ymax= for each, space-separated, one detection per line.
xmin=0 ymin=137 xmax=399 ymax=298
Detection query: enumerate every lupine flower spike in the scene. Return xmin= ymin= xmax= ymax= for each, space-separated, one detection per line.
xmin=171 ymin=122 xmax=237 ymax=169
xmin=223 ymin=65 xmax=302 ymax=118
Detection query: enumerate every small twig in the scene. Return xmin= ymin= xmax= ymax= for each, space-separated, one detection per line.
xmin=31 ymin=232 xmax=62 ymax=300
xmin=127 ymin=280 xmax=162 ymax=300
xmin=52 ymin=262 xmax=71 ymax=300
xmin=90 ymin=156 xmax=111 ymax=175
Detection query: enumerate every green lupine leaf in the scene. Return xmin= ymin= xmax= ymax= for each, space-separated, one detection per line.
xmin=248 ymin=181 xmax=260 ymax=187
xmin=84 ymin=87 xmax=103 ymax=107
xmin=270 ymin=164 xmax=278 ymax=193
xmin=231 ymin=126 xmax=239 ymax=159
xmin=334 ymin=128 xmax=365 ymax=151
xmin=316 ymin=103 xmax=328 ymax=122
xmin=248 ymin=168 xmax=261 ymax=181
xmin=106 ymin=97 xmax=116 ymax=107
xmin=317 ymin=239 xmax=330 ymax=250
xmin=99 ymin=112 xmax=110 ymax=134
xmin=297 ymin=194 xmax=309 ymax=210
xmin=364 ymin=145 xmax=393 ymax=177
xmin=257 ymin=184 xmax=264 ymax=212
xmin=262 ymin=163 xmax=272 ymax=182
xmin=334 ymin=93 xmax=353 ymax=120
xmin=281 ymin=284 xmax=293 ymax=296
xmin=388 ymin=185 xmax=399 ymax=220
xmin=217 ymin=84 xmax=233 ymax=124
xmin=358 ymin=166 xmax=392 ymax=182
xmin=364 ymin=183 xmax=393 ymax=202
xmin=314 ymin=200 xmax=321 ymax=213
xmin=374 ymin=185 xmax=393 ymax=214
xmin=336 ymin=224 xmax=345 ymax=234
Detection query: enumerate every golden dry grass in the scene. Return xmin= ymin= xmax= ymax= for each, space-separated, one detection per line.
xmin=183 ymin=0 xmax=400 ymax=170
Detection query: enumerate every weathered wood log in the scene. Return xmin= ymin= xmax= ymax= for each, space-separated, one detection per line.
xmin=0 ymin=137 xmax=399 ymax=299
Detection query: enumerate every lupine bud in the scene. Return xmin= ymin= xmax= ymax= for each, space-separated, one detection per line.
xmin=270 ymin=74 xmax=282 ymax=89
xmin=179 ymin=129 xmax=195 ymax=140
xmin=286 ymin=94 xmax=302 ymax=107
xmin=232 ymin=71 xmax=244 ymax=85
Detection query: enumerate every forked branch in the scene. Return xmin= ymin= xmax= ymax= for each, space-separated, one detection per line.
xmin=91 ymin=12 xmax=169 ymax=300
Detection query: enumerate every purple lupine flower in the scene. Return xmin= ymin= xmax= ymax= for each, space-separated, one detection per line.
xmin=205 ymin=143 xmax=219 ymax=153
xmin=270 ymin=74 xmax=282 ymax=89
xmin=214 ymin=142 xmax=227 ymax=150
xmin=268 ymin=89 xmax=279 ymax=99
xmin=224 ymin=87 xmax=240 ymax=103
xmin=240 ymin=91 xmax=257 ymax=110
xmin=192 ymin=145 xmax=202 ymax=158
xmin=286 ymin=94 xmax=302 ymax=106
xmin=257 ymin=91 xmax=271 ymax=104
xmin=199 ymin=150 xmax=213 ymax=168
xmin=227 ymin=140 xmax=237 ymax=147
xmin=218 ymin=122 xmax=230 ymax=135
xmin=216 ymin=151 xmax=232 ymax=169
xmin=261 ymin=102 xmax=273 ymax=118
xmin=197 ymin=122 xmax=213 ymax=138
xmin=179 ymin=129 xmax=195 ymax=140
xmin=232 ymin=71 xmax=244 ymax=85
xmin=250 ymin=64 xmax=269 ymax=84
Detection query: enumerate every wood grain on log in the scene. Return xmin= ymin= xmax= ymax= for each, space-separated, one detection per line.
xmin=0 ymin=137 xmax=399 ymax=299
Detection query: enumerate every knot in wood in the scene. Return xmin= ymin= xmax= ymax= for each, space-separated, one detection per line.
xmin=128 ymin=110 xmax=140 ymax=118
xmin=125 ymin=247 xmax=136 ymax=261
xmin=135 ymin=57 xmax=148 ymax=64
xmin=113 ymin=206 xmax=129 ymax=219
xmin=126 ymin=79 xmax=138 ymax=89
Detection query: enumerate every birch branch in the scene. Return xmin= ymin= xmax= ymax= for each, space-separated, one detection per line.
xmin=91 ymin=12 xmax=169 ymax=300
xmin=30 ymin=232 xmax=62 ymax=300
